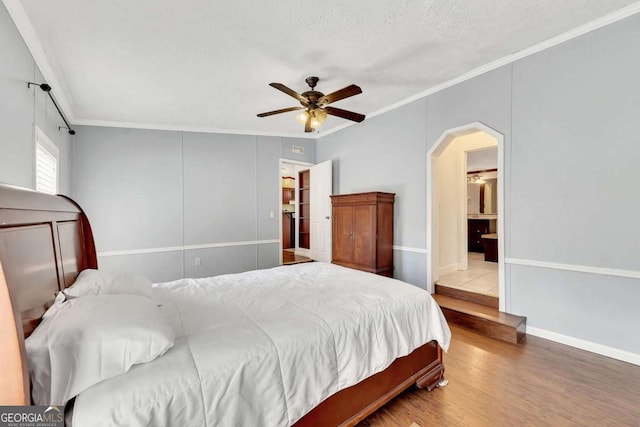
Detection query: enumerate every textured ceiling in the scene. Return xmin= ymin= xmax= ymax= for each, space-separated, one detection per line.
xmin=12 ymin=0 xmax=640 ymax=136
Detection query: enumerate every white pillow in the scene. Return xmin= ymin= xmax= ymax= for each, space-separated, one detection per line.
xmin=26 ymin=294 xmax=174 ymax=406
xmin=62 ymin=269 xmax=153 ymax=299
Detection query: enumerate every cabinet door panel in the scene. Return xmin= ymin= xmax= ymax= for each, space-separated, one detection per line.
xmin=353 ymin=205 xmax=375 ymax=268
xmin=468 ymin=219 xmax=486 ymax=252
xmin=332 ymin=206 xmax=353 ymax=263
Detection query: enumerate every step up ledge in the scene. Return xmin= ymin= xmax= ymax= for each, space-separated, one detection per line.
xmin=433 ymin=294 xmax=525 ymax=327
xmin=445 ymin=305 xmax=525 ymax=328
xmin=435 ymin=285 xmax=499 ymax=309
xmin=441 ymin=307 xmax=526 ymax=344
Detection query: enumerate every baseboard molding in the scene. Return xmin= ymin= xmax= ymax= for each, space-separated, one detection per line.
xmin=98 ymin=239 xmax=279 ymax=257
xmin=506 ymin=258 xmax=640 ymax=280
xmin=438 ymin=263 xmax=459 ymax=277
xmin=526 ymin=326 xmax=640 ymax=366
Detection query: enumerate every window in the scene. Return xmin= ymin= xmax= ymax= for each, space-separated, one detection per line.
xmin=34 ymin=127 xmax=58 ymax=194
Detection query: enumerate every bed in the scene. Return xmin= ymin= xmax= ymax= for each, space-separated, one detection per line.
xmin=0 ymin=183 xmax=450 ymax=426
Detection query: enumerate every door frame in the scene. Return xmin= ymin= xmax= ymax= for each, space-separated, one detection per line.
xmin=278 ymin=158 xmax=313 ymax=265
xmin=426 ymin=122 xmax=506 ymax=312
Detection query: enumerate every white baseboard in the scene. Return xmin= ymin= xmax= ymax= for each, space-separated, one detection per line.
xmin=526 ymin=326 xmax=640 ymax=366
xmin=438 ymin=263 xmax=459 ymax=277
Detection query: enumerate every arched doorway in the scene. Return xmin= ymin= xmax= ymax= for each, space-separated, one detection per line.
xmin=426 ymin=122 xmax=506 ymax=312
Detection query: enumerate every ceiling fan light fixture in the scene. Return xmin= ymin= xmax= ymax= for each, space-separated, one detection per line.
xmin=296 ymin=111 xmax=309 ymax=124
xmin=257 ymin=77 xmax=365 ymax=132
xmin=315 ymin=108 xmax=327 ymax=124
xmin=309 ymin=110 xmax=320 ymax=129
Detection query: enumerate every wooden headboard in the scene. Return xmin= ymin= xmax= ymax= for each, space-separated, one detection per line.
xmin=0 ymin=183 xmax=97 ymax=405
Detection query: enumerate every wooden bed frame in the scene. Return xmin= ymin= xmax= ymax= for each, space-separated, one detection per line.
xmin=0 ymin=183 xmax=445 ymax=426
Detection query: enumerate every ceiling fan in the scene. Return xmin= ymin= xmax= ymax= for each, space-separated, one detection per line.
xmin=257 ymin=76 xmax=365 ymax=132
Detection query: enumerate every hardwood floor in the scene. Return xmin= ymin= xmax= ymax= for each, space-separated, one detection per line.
xmin=282 ymin=249 xmax=312 ymax=265
xmin=359 ymin=325 xmax=640 ymax=426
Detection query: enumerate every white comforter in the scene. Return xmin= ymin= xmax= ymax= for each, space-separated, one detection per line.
xmin=71 ymin=262 xmax=451 ymax=426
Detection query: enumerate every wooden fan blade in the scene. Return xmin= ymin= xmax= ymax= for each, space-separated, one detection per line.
xmin=269 ymin=83 xmax=308 ymax=104
xmin=305 ymin=114 xmax=313 ymax=132
xmin=324 ymin=106 xmax=366 ymax=123
xmin=318 ymin=84 xmax=362 ymax=105
xmin=257 ymin=106 xmax=305 ymax=117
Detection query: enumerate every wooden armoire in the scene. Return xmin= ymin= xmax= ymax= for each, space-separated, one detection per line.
xmin=330 ymin=192 xmax=395 ymax=277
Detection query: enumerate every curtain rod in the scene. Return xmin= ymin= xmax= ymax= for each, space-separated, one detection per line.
xmin=27 ymin=82 xmax=76 ymax=135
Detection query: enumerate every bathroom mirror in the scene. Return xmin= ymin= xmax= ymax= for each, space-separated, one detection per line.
xmin=467 ymin=175 xmax=497 ymax=214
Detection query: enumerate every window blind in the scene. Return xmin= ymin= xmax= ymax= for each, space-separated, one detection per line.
xmin=35 ymin=128 xmax=58 ymax=195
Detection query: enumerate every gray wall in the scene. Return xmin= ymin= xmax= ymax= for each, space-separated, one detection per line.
xmin=72 ymin=125 xmax=314 ymax=283
xmin=0 ymin=3 xmax=72 ymax=194
xmin=317 ymin=14 xmax=640 ymax=356
xmin=316 ymin=99 xmax=431 ymax=286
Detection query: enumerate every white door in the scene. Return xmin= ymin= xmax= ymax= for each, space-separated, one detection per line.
xmin=310 ymin=160 xmax=333 ymax=262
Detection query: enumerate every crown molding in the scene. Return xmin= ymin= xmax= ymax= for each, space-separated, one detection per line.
xmin=72 ymin=118 xmax=318 ymax=139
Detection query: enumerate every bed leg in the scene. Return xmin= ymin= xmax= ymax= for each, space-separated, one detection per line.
xmin=415 ymin=361 xmax=445 ymax=391
xmin=436 ymin=378 xmax=449 ymax=388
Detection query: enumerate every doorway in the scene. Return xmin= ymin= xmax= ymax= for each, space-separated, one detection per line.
xmin=280 ymin=160 xmax=312 ymax=265
xmin=437 ymin=147 xmax=499 ymax=298
xmin=279 ymin=159 xmax=333 ymax=265
xmin=426 ymin=123 xmax=506 ymax=312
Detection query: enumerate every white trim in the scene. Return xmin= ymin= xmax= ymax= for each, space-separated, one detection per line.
xmin=314 ymin=121 xmax=353 ymax=139
xmin=7 ymin=0 xmax=640 ymax=139
xmin=526 ymin=326 xmax=640 ymax=366
xmin=99 ymin=246 xmax=184 ymax=257
xmin=98 ymin=239 xmax=279 ymax=257
xmin=426 ymin=122 xmax=506 ymax=312
xmin=506 ymin=258 xmax=640 ymax=280
xmin=3 ymin=0 xmax=75 ymax=122
xmin=73 ymin=119 xmax=318 ymax=139
xmin=392 ymin=245 xmax=427 ymax=254
xmin=34 ymin=126 xmax=58 ymax=155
